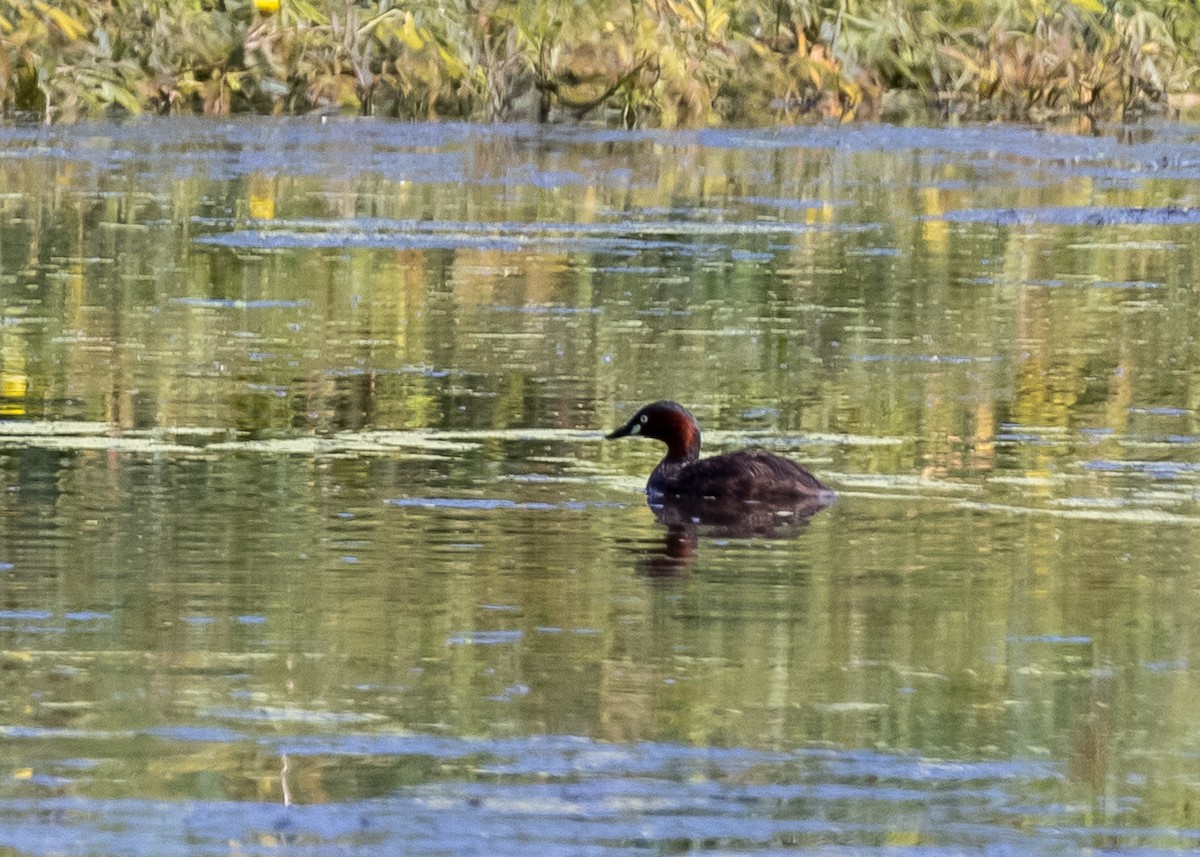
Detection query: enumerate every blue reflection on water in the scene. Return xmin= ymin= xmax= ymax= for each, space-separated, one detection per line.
xmin=3 ymin=730 xmax=1178 ymax=856
xmin=446 ymin=630 xmax=525 ymax=646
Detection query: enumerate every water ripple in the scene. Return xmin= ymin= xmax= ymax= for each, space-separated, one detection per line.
xmin=2 ymin=731 xmax=1159 ymax=856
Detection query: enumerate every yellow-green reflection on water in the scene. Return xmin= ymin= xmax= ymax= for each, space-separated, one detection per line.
xmin=1 ymin=119 xmax=1200 ymax=852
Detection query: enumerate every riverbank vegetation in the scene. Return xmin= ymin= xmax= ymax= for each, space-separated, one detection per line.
xmin=2 ymin=0 xmax=1197 ymax=125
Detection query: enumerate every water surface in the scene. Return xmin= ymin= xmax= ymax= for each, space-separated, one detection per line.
xmin=2 ymin=118 xmax=1200 ymax=853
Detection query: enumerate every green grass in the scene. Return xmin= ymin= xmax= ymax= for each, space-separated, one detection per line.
xmin=1 ymin=0 xmax=1196 ymax=125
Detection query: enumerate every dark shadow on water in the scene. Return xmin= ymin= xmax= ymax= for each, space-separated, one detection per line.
xmin=635 ymin=493 xmax=834 ymax=578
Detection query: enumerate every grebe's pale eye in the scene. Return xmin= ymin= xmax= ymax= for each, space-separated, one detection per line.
xmin=640 ymin=414 xmax=648 ymax=424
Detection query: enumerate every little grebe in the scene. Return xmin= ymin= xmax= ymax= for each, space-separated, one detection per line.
xmin=606 ymin=400 xmax=832 ymax=504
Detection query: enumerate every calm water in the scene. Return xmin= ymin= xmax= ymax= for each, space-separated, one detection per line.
xmin=2 ymin=119 xmax=1200 ymax=854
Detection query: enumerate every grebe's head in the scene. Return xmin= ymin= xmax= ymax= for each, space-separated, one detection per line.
xmin=606 ymin=400 xmax=701 ymax=461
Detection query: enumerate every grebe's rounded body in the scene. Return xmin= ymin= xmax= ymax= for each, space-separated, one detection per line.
xmin=606 ymin=401 xmax=832 ymax=504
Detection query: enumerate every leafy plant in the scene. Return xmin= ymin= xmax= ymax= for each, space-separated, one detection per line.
xmin=0 ymin=0 xmax=1196 ymax=125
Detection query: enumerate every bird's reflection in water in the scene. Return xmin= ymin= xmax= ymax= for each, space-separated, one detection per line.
xmin=634 ymin=493 xmax=834 ymax=578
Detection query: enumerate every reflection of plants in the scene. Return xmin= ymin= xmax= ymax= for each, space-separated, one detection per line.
xmin=0 ymin=0 xmax=1196 ymax=124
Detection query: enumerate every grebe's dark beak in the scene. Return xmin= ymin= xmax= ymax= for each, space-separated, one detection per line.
xmin=606 ymin=418 xmax=636 ymax=440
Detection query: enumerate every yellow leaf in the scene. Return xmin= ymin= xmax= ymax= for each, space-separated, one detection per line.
xmin=708 ymin=9 xmax=729 ymax=38
xmin=400 ymin=13 xmax=424 ymax=51
xmin=35 ymin=1 xmax=88 ymax=41
xmin=0 ymin=13 xmax=13 ymax=33
xmin=1068 ymin=0 xmax=1104 ymax=13
xmin=284 ymin=0 xmax=327 ymax=25
xmin=436 ymin=44 xmax=468 ymax=79
xmin=665 ymin=0 xmax=701 ymax=27
xmin=14 ymin=769 xmax=33 ymax=780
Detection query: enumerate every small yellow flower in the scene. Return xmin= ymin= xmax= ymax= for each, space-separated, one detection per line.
xmin=254 ymin=0 xmax=280 ymax=15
